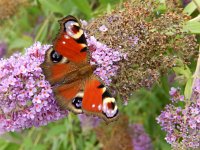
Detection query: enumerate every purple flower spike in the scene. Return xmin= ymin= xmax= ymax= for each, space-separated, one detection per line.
xmin=130 ymin=124 xmax=153 ymax=150
xmin=0 ymin=42 xmax=68 ymax=134
xmin=182 ymin=0 xmax=191 ymax=7
xmin=157 ymin=80 xmax=200 ymax=148
xmin=0 ymin=42 xmax=7 ymax=58
xmin=169 ymin=87 xmax=184 ymax=103
xmin=88 ymin=36 xmax=126 ymax=85
xmin=78 ymin=114 xmax=100 ymax=131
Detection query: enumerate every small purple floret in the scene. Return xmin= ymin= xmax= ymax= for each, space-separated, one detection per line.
xmin=130 ymin=124 xmax=153 ymax=150
xmin=88 ymin=36 xmax=126 ymax=85
xmin=157 ymin=79 xmax=200 ymax=148
xmin=0 ymin=42 xmax=7 ymax=58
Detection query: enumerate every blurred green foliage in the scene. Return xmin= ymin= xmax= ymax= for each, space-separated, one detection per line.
xmin=0 ymin=0 xmax=122 ymax=55
xmin=0 ymin=0 xmax=200 ymax=150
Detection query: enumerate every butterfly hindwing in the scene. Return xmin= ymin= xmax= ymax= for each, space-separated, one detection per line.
xmin=82 ymin=76 xmax=119 ymax=122
xmin=53 ymin=80 xmax=83 ymax=113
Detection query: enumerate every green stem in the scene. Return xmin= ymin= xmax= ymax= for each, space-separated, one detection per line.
xmin=34 ymin=18 xmax=49 ymax=42
xmin=34 ymin=132 xmax=42 ymax=145
xmin=19 ymin=127 xmax=35 ymax=150
xmin=68 ymin=114 xmax=76 ymax=150
xmin=192 ymin=46 xmax=200 ymax=89
xmin=0 ymin=134 xmax=21 ymax=144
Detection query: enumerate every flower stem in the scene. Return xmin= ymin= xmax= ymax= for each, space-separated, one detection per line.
xmin=68 ymin=114 xmax=76 ymax=150
xmin=19 ymin=127 xmax=35 ymax=150
xmin=192 ymin=46 xmax=200 ymax=89
xmin=34 ymin=132 xmax=42 ymax=146
xmin=34 ymin=18 xmax=50 ymax=42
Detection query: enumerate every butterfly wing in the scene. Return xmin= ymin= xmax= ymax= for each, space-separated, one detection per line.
xmin=41 ymin=47 xmax=78 ymax=85
xmin=82 ymin=76 xmax=119 ymax=122
xmin=41 ymin=15 xmax=119 ymax=122
xmin=41 ymin=16 xmax=89 ymax=113
xmin=53 ymin=15 xmax=88 ymax=63
xmin=40 ymin=47 xmax=84 ymax=113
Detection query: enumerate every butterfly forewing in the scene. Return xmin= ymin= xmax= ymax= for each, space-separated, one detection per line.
xmin=53 ymin=16 xmax=88 ymax=63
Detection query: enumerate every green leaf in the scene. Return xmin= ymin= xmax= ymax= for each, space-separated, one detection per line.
xmin=0 ymin=142 xmax=9 ymax=150
xmin=37 ymin=22 xmax=48 ymax=42
xmin=183 ymin=1 xmax=197 ymax=15
xmin=9 ymin=36 xmax=33 ymax=50
xmin=99 ymin=0 xmax=110 ymax=5
xmin=71 ymin=0 xmax=92 ymax=18
xmin=173 ymin=65 xmax=192 ymax=79
xmin=38 ymin=0 xmax=68 ymax=15
xmin=184 ymin=77 xmax=193 ymax=100
xmin=45 ymin=125 xmax=67 ymax=140
xmin=2 ymin=143 xmax=20 ymax=150
xmin=183 ymin=21 xmax=200 ymax=33
xmin=159 ymin=0 xmax=165 ymax=3
xmin=32 ymin=144 xmax=46 ymax=150
xmin=23 ymin=138 xmax=32 ymax=149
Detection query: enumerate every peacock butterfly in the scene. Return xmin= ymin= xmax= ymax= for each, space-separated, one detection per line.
xmin=40 ymin=15 xmax=118 ymax=122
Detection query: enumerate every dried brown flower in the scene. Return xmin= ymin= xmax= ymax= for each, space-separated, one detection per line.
xmin=95 ymin=116 xmax=133 ymax=150
xmin=86 ymin=0 xmax=198 ymax=101
xmin=0 ymin=0 xmax=27 ymax=21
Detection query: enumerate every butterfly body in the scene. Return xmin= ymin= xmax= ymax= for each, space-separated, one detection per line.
xmin=41 ymin=16 xmax=119 ymax=122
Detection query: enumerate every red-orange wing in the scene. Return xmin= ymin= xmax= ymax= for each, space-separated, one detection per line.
xmin=82 ymin=76 xmax=119 ymax=122
xmin=40 ymin=16 xmax=89 ymax=113
xmin=40 ymin=47 xmax=77 ymax=85
xmin=53 ymin=15 xmax=88 ymax=63
xmin=53 ymin=80 xmax=83 ymax=113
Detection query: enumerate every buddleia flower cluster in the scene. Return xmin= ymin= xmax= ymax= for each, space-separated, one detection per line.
xmin=0 ymin=34 xmax=125 ymax=133
xmin=129 ymin=124 xmax=153 ymax=150
xmin=86 ymin=0 xmax=198 ymax=101
xmin=88 ymin=36 xmax=126 ymax=85
xmin=78 ymin=114 xmax=100 ymax=132
xmin=0 ymin=42 xmax=68 ymax=134
xmin=81 ymin=20 xmax=126 ymax=85
xmin=157 ymin=84 xmax=200 ymax=149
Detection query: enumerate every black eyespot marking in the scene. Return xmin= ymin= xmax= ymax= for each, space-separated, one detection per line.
xmin=77 ymin=34 xmax=87 ymax=44
xmin=72 ymin=97 xmax=82 ymax=109
xmin=50 ymin=50 xmax=63 ymax=63
xmin=80 ymin=47 xmax=87 ymax=52
xmin=97 ymin=84 xmax=105 ymax=88
xmin=102 ymin=90 xmax=112 ymax=99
